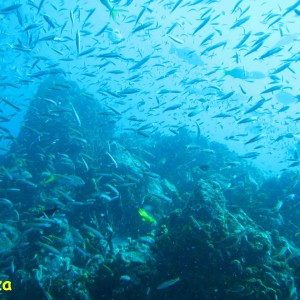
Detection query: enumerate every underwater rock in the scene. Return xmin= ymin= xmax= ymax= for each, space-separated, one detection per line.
xmin=1 ymin=71 xmax=299 ymax=300
xmin=0 ymin=224 xmax=19 ymax=254
xmin=161 ymin=178 xmax=180 ymax=202
xmin=108 ymin=141 xmax=143 ymax=180
xmin=117 ymin=237 xmax=155 ymax=266
xmin=88 ymin=239 xmax=157 ymax=300
xmin=152 ymin=178 xmax=297 ymax=299
xmin=145 ymin=177 xmax=162 ymax=197
xmin=8 ymin=270 xmax=49 ymax=300
xmin=187 ymin=179 xmax=226 ymax=222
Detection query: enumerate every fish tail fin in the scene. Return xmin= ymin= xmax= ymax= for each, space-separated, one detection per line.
xmin=111 ymin=7 xmax=127 ymax=21
xmin=220 ymin=68 xmax=227 ymax=79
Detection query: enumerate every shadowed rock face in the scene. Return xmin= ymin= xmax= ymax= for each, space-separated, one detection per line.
xmin=9 ymin=75 xmax=113 ymax=163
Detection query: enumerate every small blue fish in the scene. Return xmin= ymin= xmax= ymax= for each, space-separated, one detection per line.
xmin=239 ymin=152 xmax=260 ymax=159
xmin=283 ymin=0 xmax=300 ymax=17
xmin=244 ymin=99 xmax=267 ymax=114
xmin=0 ymin=4 xmax=22 ymax=13
xmin=234 ymin=32 xmax=251 ymax=49
xmin=163 ymin=103 xmax=182 ymax=112
xmin=193 ymin=17 xmax=210 ymax=35
xmin=129 ymin=55 xmax=151 ymax=70
xmin=201 ymin=41 xmax=226 ymax=55
xmin=218 ymin=91 xmax=234 ymax=100
xmin=259 ymin=47 xmax=282 ymax=59
xmin=230 ymin=16 xmax=250 ymax=29
xmin=132 ymin=21 xmax=154 ymax=33
xmin=157 ymin=276 xmax=181 ymax=290
xmin=244 ymin=42 xmax=263 ymax=57
xmin=120 ymin=275 xmax=131 ymax=282
xmin=168 ymin=35 xmax=184 ymax=44
xmin=171 ymin=0 xmax=183 ymax=13
xmin=261 ymin=85 xmax=282 ymax=94
xmin=271 ymin=62 xmax=290 ymax=74
xmin=244 ymin=134 xmax=265 ymax=145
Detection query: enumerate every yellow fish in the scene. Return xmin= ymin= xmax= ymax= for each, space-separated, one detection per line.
xmin=44 ymin=174 xmax=56 ymax=184
xmin=138 ymin=208 xmax=156 ymax=224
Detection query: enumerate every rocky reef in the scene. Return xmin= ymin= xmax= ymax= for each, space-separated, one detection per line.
xmin=1 ymin=77 xmax=299 ymax=300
